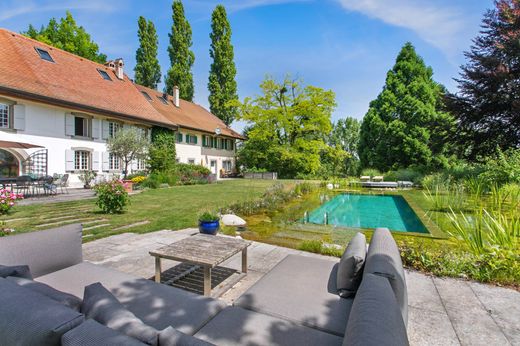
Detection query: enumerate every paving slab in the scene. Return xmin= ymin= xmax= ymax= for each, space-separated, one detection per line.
xmin=408 ymin=306 xmax=460 ymax=346
xmin=469 ymin=282 xmax=520 ymax=345
xmin=433 ymin=277 xmax=511 ymax=346
xmin=406 ymin=271 xmax=445 ymax=314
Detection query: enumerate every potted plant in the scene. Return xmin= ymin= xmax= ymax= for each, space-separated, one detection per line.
xmin=78 ymin=170 xmax=97 ymax=189
xmin=198 ymin=211 xmax=220 ymax=235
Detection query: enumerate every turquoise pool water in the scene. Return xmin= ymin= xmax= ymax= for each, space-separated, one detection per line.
xmin=308 ymin=194 xmax=428 ymax=233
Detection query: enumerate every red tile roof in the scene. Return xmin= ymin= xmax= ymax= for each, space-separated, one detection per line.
xmin=0 ymin=28 xmax=244 ymax=139
xmin=136 ymin=85 xmax=245 ymax=139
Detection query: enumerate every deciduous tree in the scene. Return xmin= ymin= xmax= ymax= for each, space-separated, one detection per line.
xmin=208 ymin=5 xmax=238 ymax=125
xmin=23 ymin=11 xmax=106 ymax=63
xmin=134 ymin=16 xmax=161 ymax=89
xmin=447 ymin=0 xmax=520 ymax=159
xmin=107 ymin=128 xmax=149 ymax=179
xmin=165 ymin=0 xmax=195 ymax=101
xmin=235 ymin=76 xmax=339 ymax=178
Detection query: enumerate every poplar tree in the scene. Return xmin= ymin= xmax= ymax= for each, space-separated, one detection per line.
xmin=358 ymin=43 xmax=454 ymax=171
xmin=165 ymin=0 xmax=195 ymax=101
xmin=134 ymin=16 xmax=161 ymax=89
xmin=208 ymin=5 xmax=238 ymax=125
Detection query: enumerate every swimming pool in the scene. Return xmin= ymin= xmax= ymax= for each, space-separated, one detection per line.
xmin=307 ymin=193 xmax=428 ymax=233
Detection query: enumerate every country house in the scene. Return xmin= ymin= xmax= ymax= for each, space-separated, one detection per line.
xmin=0 ymin=28 xmax=243 ymax=186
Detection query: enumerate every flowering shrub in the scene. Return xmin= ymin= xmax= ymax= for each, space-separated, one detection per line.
xmin=94 ymin=180 xmax=129 ymax=214
xmin=131 ymin=176 xmax=146 ymax=184
xmin=0 ymin=189 xmax=23 ymax=215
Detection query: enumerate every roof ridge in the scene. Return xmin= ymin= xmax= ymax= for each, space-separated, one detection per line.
xmin=0 ymin=28 xmax=116 ymax=72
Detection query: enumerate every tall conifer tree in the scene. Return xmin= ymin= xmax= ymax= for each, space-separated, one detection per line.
xmin=134 ymin=16 xmax=161 ymax=89
xmin=448 ymin=0 xmax=520 ymax=159
xmin=165 ymin=0 xmax=195 ymax=101
xmin=208 ymin=5 xmax=238 ymax=125
xmin=359 ymin=43 xmax=454 ymax=171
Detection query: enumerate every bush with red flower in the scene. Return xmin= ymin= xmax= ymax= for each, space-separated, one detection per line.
xmin=94 ymin=180 xmax=129 ymax=214
xmin=0 ymin=189 xmax=23 ymax=215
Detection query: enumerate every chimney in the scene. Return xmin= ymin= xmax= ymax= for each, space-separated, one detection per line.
xmin=114 ymin=58 xmax=124 ymax=80
xmin=173 ymin=86 xmax=180 ymax=107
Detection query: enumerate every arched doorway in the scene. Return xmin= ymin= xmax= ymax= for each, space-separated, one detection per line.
xmin=0 ymin=149 xmax=19 ymax=177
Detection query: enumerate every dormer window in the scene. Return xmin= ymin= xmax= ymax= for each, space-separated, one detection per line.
xmin=141 ymin=91 xmax=152 ymax=101
xmin=97 ymin=69 xmax=112 ymax=81
xmin=157 ymin=95 xmax=168 ymax=105
xmin=35 ymin=48 xmax=54 ymax=62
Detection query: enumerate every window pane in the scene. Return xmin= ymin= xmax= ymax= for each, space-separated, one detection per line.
xmin=36 ymin=48 xmax=54 ymax=62
xmin=0 ymin=104 xmax=9 ymax=128
xmin=75 ymin=117 xmax=84 ymax=136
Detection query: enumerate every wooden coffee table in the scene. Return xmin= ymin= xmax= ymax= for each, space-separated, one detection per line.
xmin=149 ymin=234 xmax=250 ymax=296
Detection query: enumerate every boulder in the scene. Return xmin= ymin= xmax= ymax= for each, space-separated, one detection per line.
xmin=221 ymin=214 xmax=247 ymax=227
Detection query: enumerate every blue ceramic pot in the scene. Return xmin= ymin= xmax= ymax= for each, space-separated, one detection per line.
xmin=199 ymin=220 xmax=220 ymax=235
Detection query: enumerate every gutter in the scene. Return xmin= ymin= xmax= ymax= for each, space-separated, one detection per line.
xmin=0 ymin=86 xmax=178 ymax=130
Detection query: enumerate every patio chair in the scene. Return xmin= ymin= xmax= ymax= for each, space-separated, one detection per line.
xmin=56 ymin=174 xmax=69 ymax=194
xmin=42 ymin=176 xmax=58 ymax=195
xmin=15 ymin=176 xmax=32 ymax=197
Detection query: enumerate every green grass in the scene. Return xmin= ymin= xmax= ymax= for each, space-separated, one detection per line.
xmin=2 ymin=180 xmax=291 ymax=241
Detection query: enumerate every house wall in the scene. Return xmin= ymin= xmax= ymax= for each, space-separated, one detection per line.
xmin=175 ymin=130 xmax=236 ymax=177
xmin=0 ymin=96 xmax=238 ymax=187
xmin=0 ymin=97 xmax=151 ymax=187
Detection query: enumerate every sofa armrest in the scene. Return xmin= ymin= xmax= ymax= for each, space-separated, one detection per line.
xmin=0 ymin=223 xmax=83 ymax=277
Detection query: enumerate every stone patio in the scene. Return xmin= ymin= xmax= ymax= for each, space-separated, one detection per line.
xmin=83 ymin=229 xmax=520 ymax=346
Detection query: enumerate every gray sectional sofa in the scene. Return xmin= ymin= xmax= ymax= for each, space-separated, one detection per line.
xmin=0 ymin=224 xmax=408 ymax=346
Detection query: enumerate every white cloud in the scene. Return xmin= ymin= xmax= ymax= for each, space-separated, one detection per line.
xmin=190 ymin=0 xmax=311 ymax=14
xmin=337 ymin=0 xmax=467 ymax=56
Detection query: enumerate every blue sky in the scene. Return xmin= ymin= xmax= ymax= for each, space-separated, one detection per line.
xmin=0 ymin=0 xmax=493 ymax=131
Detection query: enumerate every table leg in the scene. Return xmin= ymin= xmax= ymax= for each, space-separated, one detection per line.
xmin=203 ymin=266 xmax=212 ymax=296
xmin=154 ymin=257 xmax=162 ymax=283
xmin=242 ymin=247 xmax=248 ymax=273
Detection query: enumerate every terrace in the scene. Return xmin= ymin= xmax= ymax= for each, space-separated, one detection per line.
xmin=84 ymin=228 xmax=518 ymax=345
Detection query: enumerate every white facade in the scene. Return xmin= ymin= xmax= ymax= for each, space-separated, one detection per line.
xmin=0 ymin=96 xmax=237 ymax=187
xmin=175 ymin=130 xmax=236 ymax=177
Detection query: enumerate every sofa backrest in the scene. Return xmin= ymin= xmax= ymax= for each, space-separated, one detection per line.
xmin=363 ymin=228 xmax=408 ymax=326
xmin=343 ymin=273 xmax=409 ymax=346
xmin=0 ymin=223 xmax=83 ymax=278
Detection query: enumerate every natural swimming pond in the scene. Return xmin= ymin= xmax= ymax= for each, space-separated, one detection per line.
xmin=307 ymin=193 xmax=429 ymax=233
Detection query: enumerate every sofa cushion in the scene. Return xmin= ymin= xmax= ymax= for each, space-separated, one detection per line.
xmin=0 ymin=277 xmax=84 ymax=346
xmin=363 ymin=228 xmax=408 ymax=325
xmin=195 ymin=306 xmax=343 ymax=346
xmin=159 ymin=327 xmax=215 ymax=346
xmin=36 ymin=261 xmax=226 ymax=335
xmin=0 ymin=223 xmax=82 ymax=278
xmin=82 ymin=282 xmax=159 ymax=345
xmin=343 ymin=274 xmax=408 ymax=346
xmin=0 ymin=264 xmax=32 ymax=279
xmin=234 ymin=254 xmax=353 ymax=336
xmin=337 ymin=232 xmax=366 ymax=298
xmin=7 ymin=276 xmax=82 ymax=311
xmin=62 ymin=319 xmax=148 ymax=346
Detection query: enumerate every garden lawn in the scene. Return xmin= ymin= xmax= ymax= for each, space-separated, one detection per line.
xmin=2 ymin=180 xmax=290 ymax=241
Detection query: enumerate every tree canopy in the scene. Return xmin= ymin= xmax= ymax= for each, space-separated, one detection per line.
xmin=235 ymin=76 xmax=344 ymax=178
xmin=165 ymin=0 xmax=195 ymax=101
xmin=23 ymin=11 xmax=106 ymax=63
xmin=107 ymin=128 xmax=149 ymax=179
xmin=134 ymin=16 xmax=161 ymax=89
xmin=208 ymin=5 xmax=238 ymax=126
xmin=447 ymin=0 xmax=520 ymax=159
xmin=358 ymin=42 xmax=454 ymax=172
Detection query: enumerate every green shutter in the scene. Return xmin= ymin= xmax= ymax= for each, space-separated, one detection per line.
xmin=177 ymin=133 xmax=183 ymax=142
xmin=230 ymin=140 xmax=234 ymax=150
xmin=194 ymin=135 xmax=198 ymax=144
xmin=202 ymin=135 xmax=206 ymax=147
